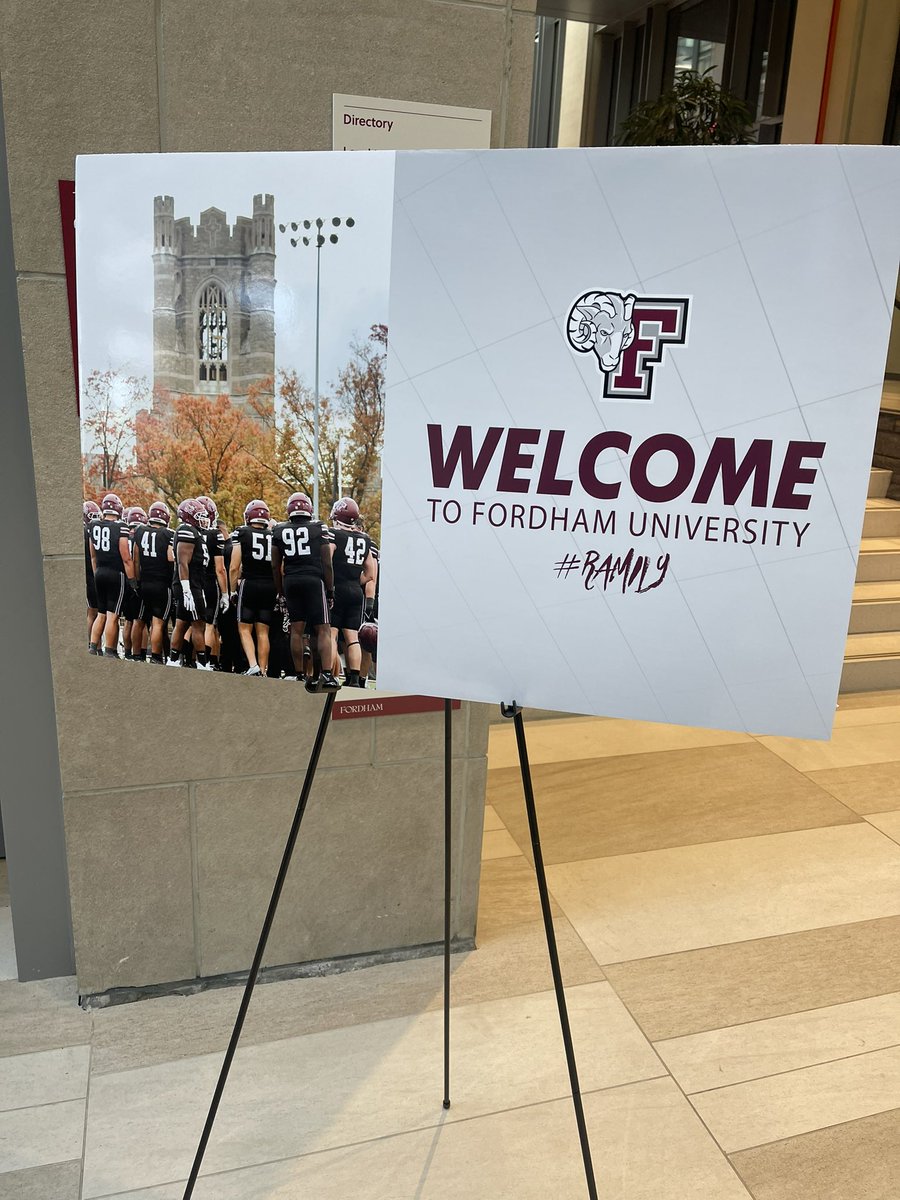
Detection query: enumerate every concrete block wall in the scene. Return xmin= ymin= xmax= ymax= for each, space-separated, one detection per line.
xmin=1 ymin=0 xmax=534 ymax=995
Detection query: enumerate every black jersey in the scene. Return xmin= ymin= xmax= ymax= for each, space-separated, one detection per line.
xmin=134 ymin=524 xmax=174 ymax=581
xmin=204 ymin=528 xmax=225 ymax=584
xmin=87 ymin=518 xmax=129 ymax=571
xmin=83 ymin=526 xmax=94 ymax=578
xmin=174 ymin=523 xmax=208 ymax=588
xmin=331 ymin=528 xmax=373 ymax=586
xmin=272 ymin=519 xmax=333 ymax=578
xmin=234 ymin=524 xmax=275 ymax=580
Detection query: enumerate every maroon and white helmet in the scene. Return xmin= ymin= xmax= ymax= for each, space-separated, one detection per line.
xmin=244 ymin=499 xmax=271 ymax=526
xmin=358 ymin=621 xmax=378 ymax=654
xmin=148 ymin=501 xmax=171 ymax=526
xmin=196 ymin=495 xmax=217 ymax=527
xmin=177 ymin=498 xmax=205 ymax=528
xmin=286 ymin=492 xmax=313 ymax=520
xmin=330 ymin=496 xmax=360 ymax=528
xmin=126 ymin=506 xmax=148 ymax=528
xmin=101 ymin=493 xmax=124 ymax=518
xmin=83 ymin=500 xmax=101 ymax=526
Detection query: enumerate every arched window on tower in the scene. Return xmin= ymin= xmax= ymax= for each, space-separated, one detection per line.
xmin=197 ymin=282 xmax=228 ymax=383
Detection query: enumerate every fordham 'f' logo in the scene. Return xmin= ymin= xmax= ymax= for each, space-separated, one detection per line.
xmin=566 ymin=290 xmax=690 ymax=401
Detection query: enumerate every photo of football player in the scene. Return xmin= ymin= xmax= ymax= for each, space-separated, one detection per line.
xmin=328 ymin=497 xmax=377 ymax=689
xmin=133 ymin=501 xmax=175 ymax=665
xmin=167 ymin=498 xmax=210 ymax=669
xmin=271 ymin=492 xmax=340 ymax=691
xmin=83 ymin=500 xmax=101 ymax=649
xmin=196 ymin=495 xmax=229 ymax=671
xmin=229 ymin=499 xmax=276 ymax=678
xmin=123 ymin=506 xmax=149 ymax=661
xmin=359 ymin=539 xmax=379 ymax=688
xmin=87 ymin=493 xmax=137 ymax=658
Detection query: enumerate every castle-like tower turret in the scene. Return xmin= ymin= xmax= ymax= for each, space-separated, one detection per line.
xmin=151 ymin=194 xmax=276 ymax=408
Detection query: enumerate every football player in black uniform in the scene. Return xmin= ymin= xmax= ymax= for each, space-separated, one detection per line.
xmin=83 ymin=500 xmax=101 ymax=651
xmin=87 ymin=493 xmax=137 ymax=658
xmin=328 ymin=497 xmax=377 ymax=689
xmin=358 ymin=527 xmax=379 ymax=688
xmin=197 ymin=496 xmax=229 ymax=670
xmin=133 ymin=501 xmax=175 ymax=665
xmin=229 ymin=499 xmax=276 ymax=677
xmin=271 ymin=492 xmax=340 ymax=691
xmin=123 ymin=507 xmax=149 ymax=661
xmin=167 ymin=498 xmax=210 ymax=669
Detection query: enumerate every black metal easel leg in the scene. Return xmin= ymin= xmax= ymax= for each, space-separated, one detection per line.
xmin=503 ymin=703 xmax=598 ymax=1200
xmin=443 ymin=698 xmax=452 ymax=1110
xmin=182 ymin=690 xmax=337 ymax=1199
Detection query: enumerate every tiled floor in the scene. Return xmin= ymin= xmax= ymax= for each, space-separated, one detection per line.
xmin=3 ymin=693 xmax=900 ymax=1197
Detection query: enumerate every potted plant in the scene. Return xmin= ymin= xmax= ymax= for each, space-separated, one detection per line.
xmin=618 ymin=69 xmax=755 ymax=146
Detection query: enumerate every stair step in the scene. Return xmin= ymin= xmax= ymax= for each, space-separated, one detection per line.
xmin=869 ymin=468 xmax=893 ymax=499
xmin=856 ymin=540 xmax=900 ymax=582
xmin=841 ymin=653 xmax=900 ymax=693
xmin=848 ymin=599 xmax=900 ymax=634
xmin=863 ymin=500 xmax=900 ymax=538
xmin=845 ymin=631 xmax=900 ymax=659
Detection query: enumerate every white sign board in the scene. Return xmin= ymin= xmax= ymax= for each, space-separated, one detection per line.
xmin=377 ymin=145 xmax=900 ymax=740
xmin=333 ymin=93 xmax=491 ymax=151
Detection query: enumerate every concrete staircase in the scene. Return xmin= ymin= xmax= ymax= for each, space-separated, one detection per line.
xmin=841 ymin=467 xmax=900 ymax=692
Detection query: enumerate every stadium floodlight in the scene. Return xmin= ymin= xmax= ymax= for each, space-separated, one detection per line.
xmin=280 ymin=215 xmax=356 ymax=516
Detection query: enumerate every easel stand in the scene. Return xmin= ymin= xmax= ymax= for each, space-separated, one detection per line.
xmin=500 ymin=702 xmax=598 ymax=1199
xmin=182 ymin=690 xmax=337 ymax=1199
xmin=182 ymin=696 xmax=595 ymax=1199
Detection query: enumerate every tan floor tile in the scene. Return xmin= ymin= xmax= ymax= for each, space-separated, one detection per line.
xmin=804 ymin=762 xmax=900 ymax=814
xmin=0 ymin=1046 xmax=90 ymax=1112
xmin=0 ymin=1099 xmax=85 ymax=1173
xmin=730 ymin=1107 xmax=900 ymax=1200
xmin=489 ymin=743 xmax=858 ymax=865
xmin=92 ymin=1078 xmax=751 ymax=1200
xmin=82 ymin=983 xmax=663 ymax=1195
xmin=865 ymin=810 xmax=900 ymax=846
xmin=604 ymin=916 xmax=900 ymax=1042
xmin=547 ymin=825 xmax=900 ymax=965
xmin=657 ymin=992 xmax=900 ymax=1094
xmin=476 ymin=856 xmax=561 ymax=934
xmin=0 ymin=977 xmax=91 ymax=1058
xmin=757 ymin=723 xmax=900 ymax=771
xmin=481 ymin=829 xmax=521 ymax=860
xmin=90 ymin=917 xmax=603 ymax=1076
xmin=482 ymin=804 xmax=505 ymax=832
xmin=0 ymin=1160 xmax=82 ymax=1200
xmin=488 ymin=716 xmax=748 ymax=769
xmin=692 ymin=1044 xmax=900 ymax=1153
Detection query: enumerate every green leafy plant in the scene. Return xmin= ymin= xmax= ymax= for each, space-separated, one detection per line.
xmin=618 ymin=70 xmax=755 ymax=146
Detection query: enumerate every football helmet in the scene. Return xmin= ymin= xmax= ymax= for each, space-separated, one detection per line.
xmin=244 ymin=499 xmax=271 ymax=525
xmin=83 ymin=500 xmax=101 ymax=526
xmin=330 ymin=496 xmax=360 ymax=527
xmin=126 ymin=506 xmax=148 ymax=528
xmin=196 ymin=495 xmax=217 ymax=528
xmin=101 ymin=493 xmax=124 ymax=518
xmin=177 ymin=498 xmax=205 ymax=528
xmin=358 ymin=621 xmax=378 ymax=654
xmin=286 ymin=492 xmax=313 ymax=520
xmin=148 ymin=501 xmax=171 ymax=526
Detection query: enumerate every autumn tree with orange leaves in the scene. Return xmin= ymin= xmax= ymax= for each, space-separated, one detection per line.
xmin=135 ymin=390 xmax=276 ymax=529
xmin=82 ymin=326 xmax=386 ymax=538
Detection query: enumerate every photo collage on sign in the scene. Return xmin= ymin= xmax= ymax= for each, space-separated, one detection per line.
xmin=76 ymin=152 xmax=393 ymax=692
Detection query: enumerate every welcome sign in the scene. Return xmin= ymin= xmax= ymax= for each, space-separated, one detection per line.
xmin=377 ymin=146 xmax=900 ymax=739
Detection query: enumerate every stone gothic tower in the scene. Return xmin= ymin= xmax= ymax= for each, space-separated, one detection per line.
xmin=152 ymin=194 xmax=275 ymax=406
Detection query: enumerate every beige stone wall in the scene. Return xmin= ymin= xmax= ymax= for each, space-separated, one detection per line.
xmin=1 ymin=0 xmax=534 ymax=995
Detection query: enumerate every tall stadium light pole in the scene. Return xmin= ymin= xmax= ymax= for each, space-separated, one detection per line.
xmin=279 ymin=215 xmax=356 ymax=517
